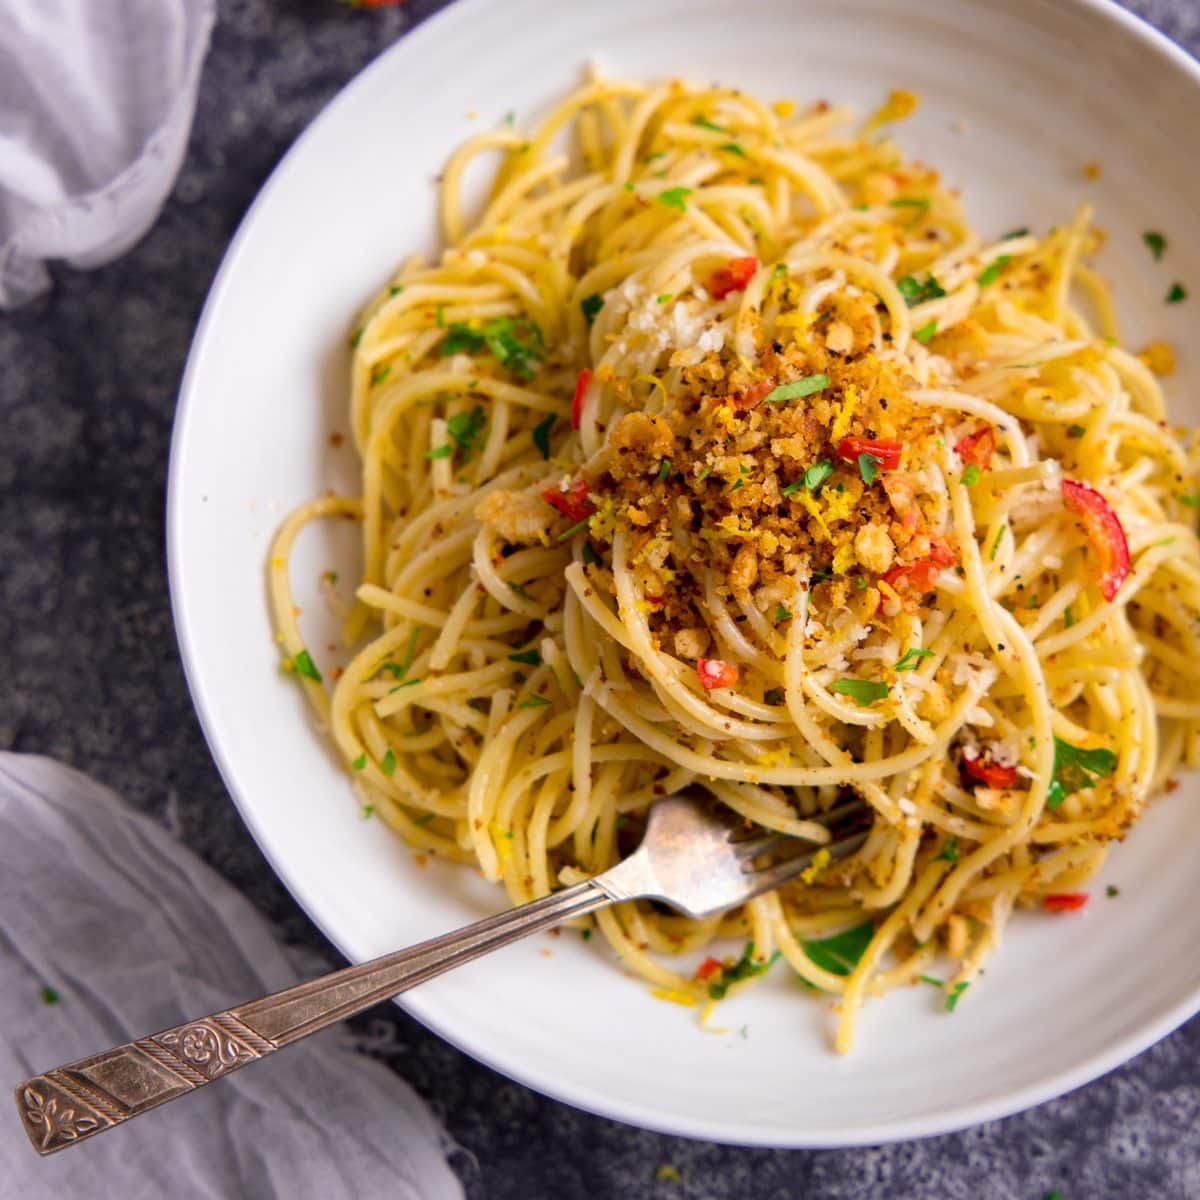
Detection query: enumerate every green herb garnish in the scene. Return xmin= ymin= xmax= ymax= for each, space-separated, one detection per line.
xmin=774 ymin=604 xmax=792 ymax=622
xmin=508 ymin=649 xmax=540 ymax=666
xmin=716 ymin=142 xmax=746 ymax=158
xmin=977 ymin=255 xmax=1011 ymax=287
xmin=292 ymin=650 xmax=322 ymax=682
xmin=990 ymin=524 xmax=1007 ymax=561
xmin=802 ymin=922 xmax=874 ymax=976
xmin=913 ymin=319 xmax=937 ymax=344
xmin=765 ymin=374 xmax=829 ymax=404
xmin=582 ymin=542 xmax=601 ymax=566
xmin=440 ymin=316 xmax=545 ymax=381
xmin=857 ymin=451 xmax=881 ymax=485
xmin=962 ymin=463 xmax=982 ymax=487
xmin=831 ymin=678 xmax=889 ymax=707
xmin=532 ymin=413 xmax=556 ymax=460
xmin=1047 ymin=737 xmax=1117 ymax=810
xmin=707 ymin=941 xmax=778 ymax=999
xmin=889 ymin=197 xmax=930 ymax=213
xmin=41 ymin=985 xmax=59 ymax=1005
xmin=518 ymin=695 xmax=552 ymax=708
xmin=581 ymin=293 xmax=604 ymax=325
xmin=447 ymin=405 xmax=487 ymax=455
xmin=381 ymin=749 xmax=397 ymax=777
xmin=894 ymin=647 xmax=933 ymax=672
xmin=1143 ymin=231 xmax=1166 ymax=260
xmin=657 ymin=187 xmax=693 ymax=212
xmin=424 ymin=444 xmax=452 ymax=460
xmin=557 ymin=517 xmax=592 ymax=542
xmin=944 ymin=981 xmax=969 ymax=1012
xmin=371 ymin=364 xmax=391 ymax=386
xmin=897 ymin=273 xmax=946 ymax=306
xmin=1166 ymin=282 xmax=1187 ymax=304
xmin=936 ymin=839 xmax=959 ymax=863
xmin=1066 ymin=424 xmax=1086 ymax=439
xmin=351 ymin=753 xmax=366 ymax=771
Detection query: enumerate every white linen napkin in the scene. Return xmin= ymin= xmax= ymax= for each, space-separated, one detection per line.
xmin=0 ymin=0 xmax=216 ymax=308
xmin=0 ymin=753 xmax=463 ymax=1198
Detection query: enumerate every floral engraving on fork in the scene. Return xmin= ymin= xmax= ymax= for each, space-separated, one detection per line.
xmin=20 ymin=1082 xmax=103 ymax=1152
xmin=155 ymin=1021 xmax=255 ymax=1079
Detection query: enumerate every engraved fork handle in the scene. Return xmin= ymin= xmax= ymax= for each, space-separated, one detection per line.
xmin=14 ymin=877 xmax=617 ymax=1155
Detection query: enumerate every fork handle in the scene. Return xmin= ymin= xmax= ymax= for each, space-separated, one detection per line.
xmin=14 ymin=878 xmax=614 ymax=1155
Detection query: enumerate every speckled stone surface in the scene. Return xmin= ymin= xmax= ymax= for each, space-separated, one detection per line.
xmin=2 ymin=2 xmax=1198 ymax=1196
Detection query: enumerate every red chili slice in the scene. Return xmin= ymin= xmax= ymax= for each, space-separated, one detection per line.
xmin=571 ymin=368 xmax=593 ymax=430
xmin=729 ymin=380 xmax=775 ymax=411
xmin=709 ymin=256 xmax=759 ymax=299
xmin=955 ymin=425 xmax=996 ymax=469
xmin=961 ymin=754 xmax=1018 ymax=789
xmin=697 ymin=658 xmax=739 ymax=690
xmin=882 ymin=559 xmax=944 ymax=597
xmin=1061 ymin=479 xmax=1131 ymax=602
xmin=836 ymin=437 xmax=902 ymax=471
xmin=541 ymin=478 xmax=595 ymax=523
xmin=1043 ymin=893 xmax=1089 ymax=913
xmin=695 ymin=956 xmax=723 ymax=981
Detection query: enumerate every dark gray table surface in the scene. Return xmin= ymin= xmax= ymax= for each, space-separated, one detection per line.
xmin=2 ymin=1 xmax=1198 ymax=1196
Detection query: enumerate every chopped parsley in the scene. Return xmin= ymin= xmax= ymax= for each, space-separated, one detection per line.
xmin=1002 ymin=226 xmax=1029 ymax=239
xmin=897 ymin=273 xmax=946 ymax=306
xmin=581 ymin=293 xmax=604 ymax=325
xmin=1047 ymin=737 xmax=1117 ymax=810
xmin=657 ymin=187 xmax=693 ymax=212
xmin=802 ymin=921 xmax=874 ymax=976
xmin=351 ymin=753 xmax=367 ymax=771
xmin=656 ymin=293 xmax=673 ymax=304
xmin=977 ymin=255 xmax=1011 ymax=287
xmin=371 ymin=363 xmax=391 ymax=386
xmin=763 ymin=687 xmax=785 ymax=705
xmin=1064 ymin=606 xmax=1077 ymax=628
xmin=944 ymin=981 xmax=969 ymax=1012
xmin=801 ymin=459 xmax=834 ymax=493
xmin=913 ymin=318 xmax=937 ymax=344
xmin=961 ymin=463 xmax=982 ymax=487
xmin=532 ymin=412 xmax=556 ymax=460
xmin=40 ymin=985 xmax=59 ymax=1005
xmin=413 ymin=813 xmax=435 ymax=826
xmin=381 ymin=749 xmax=397 ymax=777
xmin=350 ymin=327 xmax=363 ymax=349
xmin=582 ymin=542 xmax=601 ymax=566
xmin=936 ymin=839 xmax=959 ymax=863
xmin=388 ymin=678 xmax=421 ymax=694
xmin=1179 ymin=493 xmax=1198 ymax=507
xmin=517 ymin=694 xmax=552 ymax=708
xmin=557 ymin=517 xmax=592 ymax=541
xmin=894 ymin=647 xmax=934 ymax=672
xmin=889 ymin=196 xmax=930 ymax=213
xmin=1166 ymin=282 xmax=1187 ymax=304
xmin=1106 ymin=884 xmax=1119 ymax=898
xmin=765 ymin=374 xmax=829 ymax=403
xmin=388 ymin=285 xmax=403 ymax=297
xmin=716 ymin=142 xmax=746 ymax=157
xmin=292 ymin=650 xmax=322 ymax=682
xmin=440 ymin=316 xmax=545 ymax=380
xmin=774 ymin=604 xmax=792 ymax=622
xmin=508 ymin=648 xmax=541 ymax=666
xmin=424 ymin=443 xmax=452 ymax=460
xmin=857 ymin=451 xmax=881 ymax=485
xmin=657 ymin=458 xmax=672 ymax=482
xmin=447 ymin=406 xmax=487 ymax=455
xmin=1143 ymin=230 xmax=1166 ymax=260
xmin=831 ymin=678 xmax=889 ymax=707
xmin=706 ymin=941 xmax=777 ymax=999
xmin=1066 ymin=423 xmax=1086 ymax=439
xmin=361 ymin=804 xmax=374 ymax=819
xmin=506 ymin=581 xmax=529 ymax=599
xmin=693 ymin=115 xmax=729 ymax=133
xmin=990 ymin=523 xmax=1007 ymax=560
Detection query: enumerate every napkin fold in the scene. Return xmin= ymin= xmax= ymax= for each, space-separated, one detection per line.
xmin=0 ymin=0 xmax=215 ymax=307
xmin=0 ymin=753 xmax=463 ymax=1198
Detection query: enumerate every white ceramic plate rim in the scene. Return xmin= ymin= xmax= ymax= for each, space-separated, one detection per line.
xmin=167 ymin=0 xmax=1200 ymax=1146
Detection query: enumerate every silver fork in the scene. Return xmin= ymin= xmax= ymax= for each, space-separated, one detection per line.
xmin=14 ymin=787 xmax=868 ymax=1155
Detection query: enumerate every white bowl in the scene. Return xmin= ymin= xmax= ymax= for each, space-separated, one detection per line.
xmin=168 ymin=0 xmax=1200 ymax=1146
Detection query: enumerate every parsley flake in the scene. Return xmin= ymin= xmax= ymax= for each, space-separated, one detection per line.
xmin=1067 ymin=424 xmax=1086 ymax=439
xmin=831 ymin=678 xmax=889 ymax=707
xmin=857 ymin=451 xmax=881 ymax=485
xmin=897 ymin=273 xmax=946 ymax=306
xmin=424 ymin=444 xmax=452 ymax=459
xmin=657 ymin=458 xmax=671 ymax=482
xmin=765 ymin=374 xmax=829 ymax=404
xmin=1166 ymin=282 xmax=1187 ymax=304
xmin=707 ymin=941 xmax=777 ymax=999
xmin=440 ymin=317 xmax=544 ymax=380
xmin=962 ymin=463 xmax=982 ymax=487
xmin=657 ymin=187 xmax=693 ymax=212
xmin=532 ymin=413 xmax=556 ymax=460
xmin=447 ymin=406 xmax=487 ymax=455
xmin=936 ymin=839 xmax=959 ymax=863
xmin=913 ymin=318 xmax=937 ymax=344
xmin=895 ymin=647 xmax=934 ymax=672
xmin=41 ymin=985 xmax=59 ymax=1005
xmin=716 ymin=142 xmax=746 ymax=157
xmin=371 ymin=363 xmax=391 ymax=386
xmin=1143 ymin=231 xmax=1166 ymax=260
xmin=381 ymin=749 xmax=397 ymax=777
xmin=351 ymin=753 xmax=367 ymax=771
xmin=557 ymin=517 xmax=592 ymax=541
xmin=581 ymin=294 xmax=604 ymax=325
xmin=508 ymin=648 xmax=540 ymax=666
xmin=292 ymin=650 xmax=322 ymax=682
xmin=802 ymin=922 xmax=874 ymax=976
xmin=1047 ymin=737 xmax=1117 ymax=810
xmin=693 ymin=115 xmax=729 ymax=133
xmin=889 ymin=197 xmax=930 ymax=213
xmin=977 ymin=255 xmax=1011 ymax=286
xmin=774 ymin=604 xmax=792 ymax=622
xmin=944 ymin=981 xmax=969 ymax=1012
xmin=518 ymin=694 xmax=552 ymax=708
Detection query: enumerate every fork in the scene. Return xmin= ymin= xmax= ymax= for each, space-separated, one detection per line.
xmin=14 ymin=787 xmax=868 ymax=1155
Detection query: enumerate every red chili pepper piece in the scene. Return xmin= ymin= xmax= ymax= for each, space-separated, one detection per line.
xmin=709 ymin=256 xmax=759 ymax=299
xmin=955 ymin=425 xmax=996 ymax=469
xmin=541 ymin=479 xmax=594 ymax=523
xmin=697 ymin=658 xmax=739 ymax=690
xmin=883 ymin=559 xmax=944 ymax=596
xmin=961 ymin=754 xmax=1018 ymax=789
xmin=836 ymin=437 xmax=902 ymax=471
xmin=571 ymin=368 xmax=593 ymax=430
xmin=695 ymin=956 xmax=723 ymax=981
xmin=729 ymin=380 xmax=775 ymax=411
xmin=1061 ymin=479 xmax=1131 ymax=601
xmin=1043 ymin=893 xmax=1089 ymax=913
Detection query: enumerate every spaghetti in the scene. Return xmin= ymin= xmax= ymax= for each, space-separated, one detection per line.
xmin=270 ymin=75 xmax=1200 ymax=1051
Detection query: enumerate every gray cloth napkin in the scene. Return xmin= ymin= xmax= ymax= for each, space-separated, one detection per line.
xmin=0 ymin=0 xmax=215 ymax=308
xmin=0 ymin=753 xmax=464 ymax=1198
